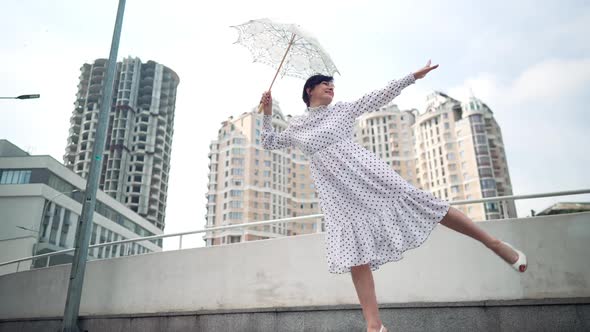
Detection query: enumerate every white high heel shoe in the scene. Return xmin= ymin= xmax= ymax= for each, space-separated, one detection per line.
xmin=379 ymin=325 xmax=386 ymax=332
xmin=502 ymin=241 xmax=527 ymax=272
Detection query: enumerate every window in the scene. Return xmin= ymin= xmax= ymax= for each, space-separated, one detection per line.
xmin=470 ymin=114 xmax=483 ymax=123
xmin=91 ymin=224 xmax=98 ymax=245
xmin=0 ymin=169 xmax=32 ymax=184
xmin=232 ymin=158 xmax=244 ymax=166
xmin=59 ymin=210 xmax=71 ymax=247
xmin=485 ymin=202 xmax=499 ymax=212
xmin=49 ymin=205 xmax=62 ymax=245
xmin=481 ymin=179 xmax=496 ymax=189
xmin=475 ymin=134 xmax=487 ymax=144
xmin=479 ymin=167 xmax=493 ymax=177
xmin=475 ymin=146 xmax=489 ymax=155
xmin=230 ymin=190 xmax=243 ymax=197
xmin=231 ymin=168 xmax=244 ymax=176
xmin=229 ymin=212 xmax=243 ymax=220
xmin=229 ymin=201 xmax=243 ymax=208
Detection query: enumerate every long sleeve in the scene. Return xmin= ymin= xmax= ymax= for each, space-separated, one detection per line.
xmin=342 ymin=73 xmax=416 ymax=119
xmin=261 ymin=114 xmax=293 ymax=150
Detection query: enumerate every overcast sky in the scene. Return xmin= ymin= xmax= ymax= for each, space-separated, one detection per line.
xmin=1 ymin=0 xmax=588 ymax=250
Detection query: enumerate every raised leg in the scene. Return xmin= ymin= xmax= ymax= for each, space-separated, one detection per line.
xmin=439 ymin=206 xmax=519 ymax=264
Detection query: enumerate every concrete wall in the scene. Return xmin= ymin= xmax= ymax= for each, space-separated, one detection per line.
xmin=0 ymin=193 xmax=44 ymax=275
xmin=0 ymin=213 xmax=589 ymax=320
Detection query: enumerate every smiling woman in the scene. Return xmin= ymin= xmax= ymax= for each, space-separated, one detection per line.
xmin=301 ymin=74 xmax=335 ymax=107
xmin=258 ymin=60 xmax=528 ymax=332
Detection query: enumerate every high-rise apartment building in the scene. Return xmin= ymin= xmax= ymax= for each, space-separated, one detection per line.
xmin=353 ymin=104 xmax=419 ymax=186
xmin=205 ymin=92 xmax=516 ymax=246
xmin=204 ymin=102 xmax=322 ymax=246
xmin=356 ymin=91 xmax=516 ymax=221
xmin=63 ymin=57 xmax=179 ymax=230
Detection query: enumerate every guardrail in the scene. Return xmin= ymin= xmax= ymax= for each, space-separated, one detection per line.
xmin=1 ymin=188 xmax=589 ymax=272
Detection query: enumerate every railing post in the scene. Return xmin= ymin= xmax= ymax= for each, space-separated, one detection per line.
xmin=16 ymin=261 xmax=20 ymax=272
xmin=179 ymin=235 xmax=183 ymax=250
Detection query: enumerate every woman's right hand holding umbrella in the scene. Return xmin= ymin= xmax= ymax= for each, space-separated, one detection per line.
xmin=260 ymin=91 xmax=272 ymax=115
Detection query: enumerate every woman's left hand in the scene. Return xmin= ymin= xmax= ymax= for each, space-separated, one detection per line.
xmin=413 ymin=60 xmax=439 ymax=80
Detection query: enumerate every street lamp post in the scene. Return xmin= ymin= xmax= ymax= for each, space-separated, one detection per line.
xmin=0 ymin=94 xmax=40 ymax=100
xmin=61 ymin=0 xmax=126 ymax=331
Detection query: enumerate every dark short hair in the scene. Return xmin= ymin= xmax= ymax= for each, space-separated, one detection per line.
xmin=302 ymin=74 xmax=334 ymax=106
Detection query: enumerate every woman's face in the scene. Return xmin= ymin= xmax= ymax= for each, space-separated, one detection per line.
xmin=308 ymin=81 xmax=335 ymax=105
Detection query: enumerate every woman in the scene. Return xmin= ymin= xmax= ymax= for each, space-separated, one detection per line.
xmin=260 ymin=60 xmax=527 ymax=332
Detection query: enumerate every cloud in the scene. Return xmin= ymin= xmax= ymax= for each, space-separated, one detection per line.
xmin=447 ymin=58 xmax=590 ymax=107
xmin=511 ymin=59 xmax=590 ymax=103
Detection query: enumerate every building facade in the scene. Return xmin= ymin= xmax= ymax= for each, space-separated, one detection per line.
xmin=353 ymin=104 xmax=419 ymax=186
xmin=63 ymin=57 xmax=179 ymax=230
xmin=0 ymin=140 xmax=162 ymax=276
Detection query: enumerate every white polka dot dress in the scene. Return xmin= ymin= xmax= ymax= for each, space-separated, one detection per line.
xmin=261 ymin=73 xmax=450 ymax=274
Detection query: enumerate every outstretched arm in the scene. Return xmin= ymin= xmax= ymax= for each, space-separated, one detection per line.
xmin=342 ymin=60 xmax=439 ymax=119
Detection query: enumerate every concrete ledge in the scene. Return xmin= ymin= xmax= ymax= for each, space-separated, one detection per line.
xmin=1 ymin=299 xmax=588 ymax=332
xmin=2 ymin=214 xmax=590 ymax=320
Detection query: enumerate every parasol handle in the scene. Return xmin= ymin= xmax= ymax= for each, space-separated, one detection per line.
xmin=258 ymin=32 xmax=297 ymax=113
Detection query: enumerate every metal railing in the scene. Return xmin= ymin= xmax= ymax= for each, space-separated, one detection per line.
xmin=1 ymin=188 xmax=589 ymax=272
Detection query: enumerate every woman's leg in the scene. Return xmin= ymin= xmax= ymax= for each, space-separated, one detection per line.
xmin=351 ymin=264 xmax=386 ymax=332
xmin=439 ymin=206 xmax=518 ymax=264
